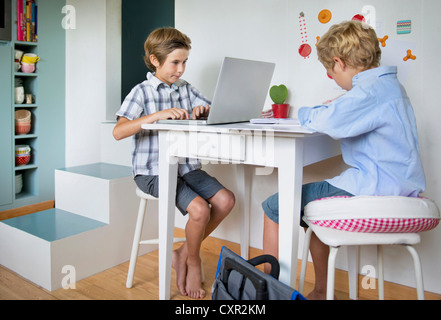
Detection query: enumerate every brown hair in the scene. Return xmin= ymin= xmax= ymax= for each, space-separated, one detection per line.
xmin=317 ymin=20 xmax=381 ymax=71
xmin=144 ymin=27 xmax=192 ymax=71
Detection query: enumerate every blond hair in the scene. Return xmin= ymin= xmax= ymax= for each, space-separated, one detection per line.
xmin=317 ymin=20 xmax=381 ymax=71
xmin=144 ymin=27 xmax=192 ymax=71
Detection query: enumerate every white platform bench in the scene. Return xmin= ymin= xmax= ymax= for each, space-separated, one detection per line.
xmin=0 ymin=163 xmax=158 ymax=291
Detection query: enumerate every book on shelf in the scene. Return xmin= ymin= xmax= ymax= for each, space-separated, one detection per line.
xmin=16 ymin=0 xmax=38 ymax=42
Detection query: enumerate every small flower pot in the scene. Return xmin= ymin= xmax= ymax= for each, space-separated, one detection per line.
xmin=271 ymin=104 xmax=290 ymax=118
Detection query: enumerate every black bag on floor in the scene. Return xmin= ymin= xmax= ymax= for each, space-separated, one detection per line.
xmin=212 ymin=246 xmax=305 ymax=300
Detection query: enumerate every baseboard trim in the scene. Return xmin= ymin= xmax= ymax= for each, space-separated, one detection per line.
xmin=0 ymin=200 xmax=55 ymax=221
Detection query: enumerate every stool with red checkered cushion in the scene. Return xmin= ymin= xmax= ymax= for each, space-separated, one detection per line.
xmin=298 ymin=196 xmax=440 ymax=300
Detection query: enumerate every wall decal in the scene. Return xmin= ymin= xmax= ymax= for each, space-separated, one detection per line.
xmin=378 ymin=35 xmax=388 ymax=47
xmin=298 ymin=12 xmax=311 ymax=59
xmin=352 ymin=14 xmax=365 ymax=22
xmin=397 ymin=20 xmax=411 ymax=34
xmin=318 ymin=9 xmax=332 ymax=24
xmin=403 ymin=49 xmax=416 ymax=61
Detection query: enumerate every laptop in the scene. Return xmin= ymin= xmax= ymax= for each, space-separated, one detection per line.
xmin=157 ymin=57 xmax=275 ymax=125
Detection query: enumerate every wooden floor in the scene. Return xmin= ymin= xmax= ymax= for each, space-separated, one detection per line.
xmin=1 ymin=204 xmax=440 ymax=300
xmin=1 ymin=228 xmax=440 ymax=300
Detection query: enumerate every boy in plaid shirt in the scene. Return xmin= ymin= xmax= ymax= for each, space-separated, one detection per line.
xmin=114 ymin=27 xmax=235 ymax=299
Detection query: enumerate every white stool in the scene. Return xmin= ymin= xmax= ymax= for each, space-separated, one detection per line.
xmin=126 ymin=187 xmax=200 ymax=289
xmin=298 ymin=196 xmax=440 ymax=300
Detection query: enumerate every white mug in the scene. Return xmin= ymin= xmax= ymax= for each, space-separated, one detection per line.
xmin=15 ymin=49 xmax=24 ymax=61
xmin=15 ymin=86 xmax=25 ymax=104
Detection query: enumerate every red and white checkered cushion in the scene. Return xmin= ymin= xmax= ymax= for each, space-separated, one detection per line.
xmin=305 ymin=196 xmax=440 ymax=233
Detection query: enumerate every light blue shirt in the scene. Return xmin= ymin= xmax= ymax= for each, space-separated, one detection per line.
xmin=298 ymin=66 xmax=426 ymax=197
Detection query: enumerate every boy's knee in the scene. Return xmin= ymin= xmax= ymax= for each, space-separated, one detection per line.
xmin=222 ymin=189 xmax=235 ymax=211
xmin=187 ymin=198 xmax=210 ymax=225
xmin=262 ymin=193 xmax=279 ymax=224
xmin=213 ymin=189 xmax=235 ymax=213
xmin=262 ymin=193 xmax=278 ymax=212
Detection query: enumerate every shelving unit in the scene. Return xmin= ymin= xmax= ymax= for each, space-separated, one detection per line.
xmin=0 ymin=43 xmax=13 ymax=207
xmin=13 ymin=5 xmax=38 ymax=200
xmin=0 ymin=0 xmax=65 ymax=212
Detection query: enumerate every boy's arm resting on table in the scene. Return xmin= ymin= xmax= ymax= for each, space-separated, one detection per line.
xmin=113 ymin=108 xmax=191 ymax=140
xmin=298 ymin=93 xmax=380 ymax=139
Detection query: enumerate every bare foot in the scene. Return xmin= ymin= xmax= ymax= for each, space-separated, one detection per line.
xmin=172 ymin=243 xmax=188 ymax=296
xmin=185 ymin=256 xmax=206 ymax=299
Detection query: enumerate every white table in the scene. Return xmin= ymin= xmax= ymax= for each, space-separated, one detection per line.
xmin=142 ymin=122 xmax=340 ymax=300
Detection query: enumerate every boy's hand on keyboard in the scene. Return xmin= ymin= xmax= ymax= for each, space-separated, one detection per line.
xmin=192 ymin=105 xmax=211 ymax=119
xmin=157 ymin=108 xmax=189 ymax=120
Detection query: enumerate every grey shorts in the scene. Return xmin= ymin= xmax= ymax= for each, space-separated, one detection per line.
xmin=134 ymin=169 xmax=225 ymax=215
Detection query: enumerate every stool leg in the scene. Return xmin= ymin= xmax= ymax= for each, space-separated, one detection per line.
xmin=327 ymin=246 xmax=339 ymax=300
xmin=377 ymin=245 xmax=384 ymax=300
xmin=347 ymin=245 xmax=359 ymax=300
xmin=126 ymin=198 xmax=147 ymax=288
xmin=405 ymin=245 xmax=425 ymax=300
xmin=299 ymin=227 xmax=312 ymax=294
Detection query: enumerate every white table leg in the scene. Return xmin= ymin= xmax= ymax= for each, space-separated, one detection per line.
xmin=277 ymin=138 xmax=304 ymax=288
xmin=236 ymin=164 xmax=251 ymax=259
xmin=158 ymin=132 xmax=179 ymax=300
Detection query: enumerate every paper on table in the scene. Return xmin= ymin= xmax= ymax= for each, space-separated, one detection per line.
xmin=250 ymin=118 xmax=300 ymax=125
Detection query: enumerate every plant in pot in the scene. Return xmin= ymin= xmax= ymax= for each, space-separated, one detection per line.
xmin=269 ymin=84 xmax=289 ymax=118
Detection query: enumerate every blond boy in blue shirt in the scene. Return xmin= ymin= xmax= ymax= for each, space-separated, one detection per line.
xmin=262 ymin=21 xmax=425 ymax=299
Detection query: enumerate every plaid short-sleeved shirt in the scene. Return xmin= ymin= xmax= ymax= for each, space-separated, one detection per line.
xmin=116 ymin=72 xmax=211 ymax=177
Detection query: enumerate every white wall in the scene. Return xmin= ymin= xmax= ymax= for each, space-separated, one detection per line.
xmin=66 ymin=0 xmax=441 ymax=294
xmin=176 ymin=0 xmax=441 ymax=294
xmin=65 ymin=0 xmax=121 ymax=167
